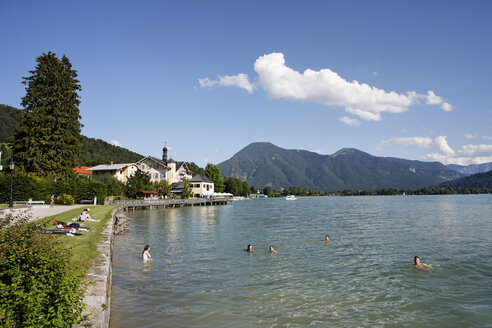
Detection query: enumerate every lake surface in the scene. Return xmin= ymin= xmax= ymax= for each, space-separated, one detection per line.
xmin=110 ymin=195 xmax=492 ymax=327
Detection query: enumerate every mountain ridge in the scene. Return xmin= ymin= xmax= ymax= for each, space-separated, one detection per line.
xmin=219 ymin=142 xmax=466 ymax=191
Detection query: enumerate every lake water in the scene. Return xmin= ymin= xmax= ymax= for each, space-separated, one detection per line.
xmin=110 ymin=195 xmax=492 ymax=327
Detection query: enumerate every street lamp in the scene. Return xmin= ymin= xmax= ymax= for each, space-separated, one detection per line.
xmin=9 ymin=158 xmax=14 ymax=208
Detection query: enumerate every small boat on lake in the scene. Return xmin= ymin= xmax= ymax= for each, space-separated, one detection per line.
xmin=285 ymin=195 xmax=297 ymax=200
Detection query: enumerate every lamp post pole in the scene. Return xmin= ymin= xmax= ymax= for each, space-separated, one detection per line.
xmin=53 ymin=176 xmax=57 ymax=205
xmin=9 ymin=158 xmax=15 ymax=208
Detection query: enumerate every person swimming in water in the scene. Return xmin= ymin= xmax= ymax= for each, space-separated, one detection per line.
xmin=324 ymin=234 xmax=330 ymax=243
xmin=142 ymin=245 xmax=151 ymax=262
xmin=269 ymin=245 xmax=277 ymax=253
xmin=414 ymin=256 xmax=430 ymax=269
xmin=245 ymin=244 xmax=254 ymax=252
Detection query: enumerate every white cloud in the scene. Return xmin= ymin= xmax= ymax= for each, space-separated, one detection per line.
xmin=433 ymin=135 xmax=455 ymax=156
xmin=379 ymin=136 xmax=433 ymax=149
xmin=199 ymin=73 xmax=253 ymax=94
xmin=424 ymin=91 xmax=453 ymax=111
xmin=339 ymin=116 xmax=361 ymax=126
xmin=203 ymin=158 xmax=209 ymax=163
xmin=465 ymin=133 xmax=477 ymax=139
xmin=110 ymin=140 xmax=122 ymax=147
xmin=201 ymin=52 xmax=453 ymax=123
xmin=440 ymin=102 xmax=454 ymax=111
xmin=424 ymin=90 xmax=442 ymax=105
xmin=214 ymin=148 xmax=220 ymax=152
xmin=458 ymin=144 xmax=492 ymax=157
xmin=372 ymin=71 xmax=379 ymax=76
xmin=483 ymin=135 xmax=492 ymax=140
xmin=380 ymin=135 xmax=492 ymax=165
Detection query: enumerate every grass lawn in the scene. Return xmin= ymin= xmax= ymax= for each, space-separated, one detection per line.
xmin=35 ymin=205 xmax=119 ymax=273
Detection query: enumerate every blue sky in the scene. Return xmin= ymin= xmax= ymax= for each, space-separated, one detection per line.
xmin=1 ymin=1 xmax=491 ymax=166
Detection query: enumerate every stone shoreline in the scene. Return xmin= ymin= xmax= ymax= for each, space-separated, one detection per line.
xmin=76 ymin=207 xmax=130 ymax=328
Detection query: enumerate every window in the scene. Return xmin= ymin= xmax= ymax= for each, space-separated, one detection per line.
xmin=154 ymin=173 xmax=158 ymax=179
xmin=147 ymin=165 xmax=152 ymax=170
xmin=141 ymin=165 xmax=145 ymax=170
xmin=154 ymin=164 xmax=159 ymax=169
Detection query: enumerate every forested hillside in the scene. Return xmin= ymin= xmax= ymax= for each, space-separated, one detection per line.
xmin=0 ymin=104 xmax=143 ymax=166
xmin=438 ymin=171 xmax=492 ymax=189
xmin=0 ymin=104 xmax=20 ymax=143
xmin=219 ymin=142 xmax=465 ymax=191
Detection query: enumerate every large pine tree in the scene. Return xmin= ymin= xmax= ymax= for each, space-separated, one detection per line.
xmin=13 ymin=52 xmax=82 ymax=179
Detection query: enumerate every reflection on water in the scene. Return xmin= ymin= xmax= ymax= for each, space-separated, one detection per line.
xmin=110 ymin=195 xmax=492 ymax=328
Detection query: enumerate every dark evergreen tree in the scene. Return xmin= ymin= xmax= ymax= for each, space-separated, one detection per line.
xmin=12 ymin=52 xmax=82 ymax=179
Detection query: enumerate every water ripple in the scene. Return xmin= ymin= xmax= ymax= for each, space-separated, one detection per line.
xmin=110 ymin=195 xmax=492 ymax=328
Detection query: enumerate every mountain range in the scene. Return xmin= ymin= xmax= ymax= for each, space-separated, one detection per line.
xmin=218 ymin=142 xmax=483 ymax=191
xmin=2 ymin=104 xmax=491 ymax=190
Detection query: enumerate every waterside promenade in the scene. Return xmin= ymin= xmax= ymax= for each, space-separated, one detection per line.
xmin=108 ymin=197 xmax=232 ymax=211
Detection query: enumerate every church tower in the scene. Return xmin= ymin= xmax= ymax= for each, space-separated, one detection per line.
xmin=162 ymin=142 xmax=168 ymax=165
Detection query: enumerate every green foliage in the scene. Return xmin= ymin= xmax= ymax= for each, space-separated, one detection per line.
xmin=0 ymin=172 xmax=107 ymax=204
xmin=56 ymin=193 xmax=75 ymax=205
xmin=13 ymin=52 xmax=82 ymax=180
xmin=95 ymin=175 xmax=125 ymax=197
xmin=73 ymin=178 xmax=107 ymax=204
xmin=79 ymin=136 xmax=142 ymax=166
xmin=186 ymin=162 xmax=206 ymax=176
xmin=125 ymin=169 xmax=153 ymax=198
xmin=0 ymin=215 xmax=85 ymax=327
xmin=204 ymin=164 xmax=224 ymax=192
xmin=0 ymin=104 xmax=20 ymax=144
xmin=224 ymin=176 xmax=251 ymax=196
xmin=0 ymin=143 xmax=13 ymax=170
xmin=154 ymin=179 xmax=171 ymax=197
xmin=1 ymin=104 xmax=143 ymax=168
xmin=182 ymin=177 xmax=192 ymax=199
xmin=263 ymin=185 xmax=273 ymax=197
xmin=438 ymin=171 xmax=492 ymax=189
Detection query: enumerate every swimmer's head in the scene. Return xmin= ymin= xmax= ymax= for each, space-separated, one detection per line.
xmin=414 ymin=256 xmax=420 ymax=264
xmin=269 ymin=245 xmax=275 ymax=251
xmin=247 ymin=244 xmax=253 ymax=251
xmin=325 ymin=234 xmax=330 ymax=241
xmin=144 ymin=244 xmax=150 ymax=251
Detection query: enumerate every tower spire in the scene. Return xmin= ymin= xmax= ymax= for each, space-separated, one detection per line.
xmin=162 ymin=141 xmax=168 ymax=164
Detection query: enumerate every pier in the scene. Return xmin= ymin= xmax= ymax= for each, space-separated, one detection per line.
xmin=108 ymin=197 xmax=232 ymax=211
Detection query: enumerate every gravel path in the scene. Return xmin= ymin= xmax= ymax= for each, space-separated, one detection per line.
xmin=0 ymin=205 xmax=85 ymax=222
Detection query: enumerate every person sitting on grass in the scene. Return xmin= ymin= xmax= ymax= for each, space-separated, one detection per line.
xmin=78 ymin=208 xmax=100 ymax=222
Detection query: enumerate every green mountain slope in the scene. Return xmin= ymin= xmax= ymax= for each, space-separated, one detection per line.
xmin=0 ymin=104 xmax=142 ymax=166
xmin=438 ymin=171 xmax=492 ymax=189
xmin=218 ymin=142 xmax=466 ymax=191
xmin=0 ymin=104 xmax=21 ymax=143
xmin=446 ymin=163 xmax=492 ymax=175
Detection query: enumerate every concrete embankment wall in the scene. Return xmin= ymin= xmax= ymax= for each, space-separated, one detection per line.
xmin=76 ymin=208 xmax=129 ymax=328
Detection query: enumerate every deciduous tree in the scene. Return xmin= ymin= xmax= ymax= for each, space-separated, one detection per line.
xmin=205 ymin=163 xmax=224 ymax=192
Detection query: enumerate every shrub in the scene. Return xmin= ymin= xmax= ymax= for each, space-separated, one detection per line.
xmin=0 ymin=214 xmax=85 ymax=327
xmin=56 ymin=193 xmax=75 ymax=205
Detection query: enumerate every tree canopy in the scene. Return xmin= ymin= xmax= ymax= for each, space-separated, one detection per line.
xmin=204 ymin=163 xmax=224 ymax=192
xmin=12 ymin=52 xmax=82 ymax=180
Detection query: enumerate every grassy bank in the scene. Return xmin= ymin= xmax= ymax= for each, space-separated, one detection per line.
xmin=35 ymin=205 xmax=118 ymax=272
